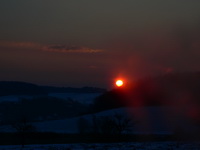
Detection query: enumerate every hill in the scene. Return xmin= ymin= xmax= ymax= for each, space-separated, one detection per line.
xmin=0 ymin=81 xmax=106 ymax=96
xmin=0 ymin=81 xmax=46 ymax=96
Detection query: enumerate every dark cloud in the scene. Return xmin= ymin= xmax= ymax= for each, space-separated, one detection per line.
xmin=42 ymin=44 xmax=104 ymax=53
xmin=0 ymin=41 xmax=41 ymax=49
xmin=0 ymin=41 xmax=104 ymax=54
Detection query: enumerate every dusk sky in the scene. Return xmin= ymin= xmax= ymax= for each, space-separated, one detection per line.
xmin=0 ymin=0 xmax=200 ymax=88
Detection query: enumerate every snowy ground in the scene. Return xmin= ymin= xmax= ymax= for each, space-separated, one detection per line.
xmin=1 ymin=106 xmax=199 ymax=134
xmin=32 ymin=106 xmax=199 ymax=135
xmin=0 ymin=142 xmax=200 ymax=150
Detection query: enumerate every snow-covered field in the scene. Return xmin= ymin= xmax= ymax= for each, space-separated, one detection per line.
xmin=33 ymin=106 xmax=199 ymax=135
xmin=0 ymin=106 xmax=199 ymax=135
xmin=0 ymin=142 xmax=199 ymax=150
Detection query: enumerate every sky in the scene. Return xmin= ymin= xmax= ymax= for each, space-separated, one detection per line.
xmin=0 ymin=0 xmax=200 ymax=88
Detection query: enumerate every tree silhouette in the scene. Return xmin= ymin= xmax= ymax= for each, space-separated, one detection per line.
xmin=92 ymin=113 xmax=135 ymax=135
xmin=12 ymin=117 xmax=36 ymax=148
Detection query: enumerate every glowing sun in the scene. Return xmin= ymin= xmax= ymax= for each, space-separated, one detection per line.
xmin=116 ymin=80 xmax=124 ymax=87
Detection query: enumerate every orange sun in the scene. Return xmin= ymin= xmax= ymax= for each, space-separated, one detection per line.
xmin=116 ymin=79 xmax=124 ymax=87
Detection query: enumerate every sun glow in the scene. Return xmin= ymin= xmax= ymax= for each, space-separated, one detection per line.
xmin=116 ymin=79 xmax=124 ymax=87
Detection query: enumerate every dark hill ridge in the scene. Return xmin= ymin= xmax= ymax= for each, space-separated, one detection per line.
xmin=42 ymin=86 xmax=106 ymax=93
xmin=0 ymin=81 xmax=106 ymax=96
xmin=0 ymin=81 xmax=46 ymax=96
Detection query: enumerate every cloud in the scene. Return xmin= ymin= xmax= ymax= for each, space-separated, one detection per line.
xmin=42 ymin=44 xmax=104 ymax=53
xmin=0 ymin=41 xmax=41 ymax=49
xmin=0 ymin=41 xmax=104 ymax=54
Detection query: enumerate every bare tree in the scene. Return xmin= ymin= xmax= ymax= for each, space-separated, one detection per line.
xmin=12 ymin=117 xmax=36 ymax=149
xmin=113 ymin=113 xmax=133 ymax=135
xmin=93 ymin=113 xmax=135 ymax=135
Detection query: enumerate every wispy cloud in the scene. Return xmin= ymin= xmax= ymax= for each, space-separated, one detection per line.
xmin=0 ymin=41 xmax=41 ymax=49
xmin=42 ymin=44 xmax=104 ymax=53
xmin=0 ymin=41 xmax=104 ymax=54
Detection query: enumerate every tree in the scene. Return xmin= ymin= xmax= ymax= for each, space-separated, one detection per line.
xmin=93 ymin=113 xmax=135 ymax=135
xmin=113 ymin=113 xmax=133 ymax=135
xmin=12 ymin=117 xmax=36 ymax=149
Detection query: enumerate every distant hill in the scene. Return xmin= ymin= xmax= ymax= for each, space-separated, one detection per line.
xmin=0 ymin=81 xmax=106 ymax=96
xmin=42 ymin=86 xmax=106 ymax=93
xmin=0 ymin=81 xmax=46 ymax=96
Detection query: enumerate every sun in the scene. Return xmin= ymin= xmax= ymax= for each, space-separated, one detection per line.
xmin=116 ymin=79 xmax=124 ymax=87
